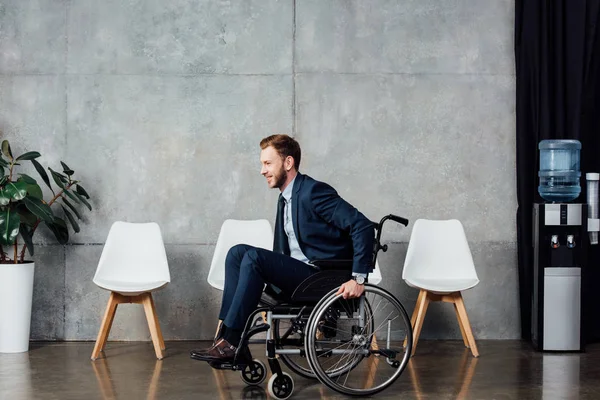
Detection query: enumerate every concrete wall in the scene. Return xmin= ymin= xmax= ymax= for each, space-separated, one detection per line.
xmin=0 ymin=0 xmax=517 ymax=341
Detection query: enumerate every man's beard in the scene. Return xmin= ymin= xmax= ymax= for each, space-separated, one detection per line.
xmin=273 ymin=166 xmax=287 ymax=189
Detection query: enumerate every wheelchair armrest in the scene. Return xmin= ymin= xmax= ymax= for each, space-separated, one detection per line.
xmin=310 ymin=259 xmax=353 ymax=271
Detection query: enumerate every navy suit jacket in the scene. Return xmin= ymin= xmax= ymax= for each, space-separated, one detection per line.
xmin=273 ymin=173 xmax=375 ymax=274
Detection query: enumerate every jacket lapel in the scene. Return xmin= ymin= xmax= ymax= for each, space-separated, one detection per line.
xmin=292 ymin=173 xmax=304 ymax=248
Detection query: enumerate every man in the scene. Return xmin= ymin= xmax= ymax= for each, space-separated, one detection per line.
xmin=191 ymin=134 xmax=375 ymax=362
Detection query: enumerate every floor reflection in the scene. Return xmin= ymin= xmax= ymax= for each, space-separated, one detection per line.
xmin=542 ymin=353 xmax=581 ymax=400
xmin=408 ymin=348 xmax=478 ymax=399
xmin=0 ymin=352 xmax=33 ymax=400
xmin=92 ymin=356 xmax=162 ymax=400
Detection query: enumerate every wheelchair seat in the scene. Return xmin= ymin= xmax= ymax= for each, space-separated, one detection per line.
xmin=259 ymin=260 xmax=353 ymax=306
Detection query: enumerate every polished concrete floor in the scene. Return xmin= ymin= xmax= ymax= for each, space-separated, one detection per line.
xmin=0 ymin=340 xmax=599 ymax=399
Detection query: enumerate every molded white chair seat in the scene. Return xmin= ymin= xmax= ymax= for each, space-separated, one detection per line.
xmin=208 ymin=219 xmax=274 ymax=291
xmin=93 ymin=278 xmax=169 ymax=296
xmin=403 ymin=219 xmax=480 ymax=357
xmin=91 ymin=221 xmax=171 ymax=360
xmin=404 ymin=277 xmax=479 ymax=293
xmin=369 ymin=260 xmax=383 ymax=285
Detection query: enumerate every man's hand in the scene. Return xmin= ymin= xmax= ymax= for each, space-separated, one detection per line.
xmin=336 ymin=279 xmax=365 ymax=299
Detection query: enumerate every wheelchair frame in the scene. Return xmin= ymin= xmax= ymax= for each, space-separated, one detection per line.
xmin=208 ymin=214 xmax=413 ymax=399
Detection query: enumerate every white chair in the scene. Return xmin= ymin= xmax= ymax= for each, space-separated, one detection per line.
xmin=91 ymin=222 xmax=170 ymax=360
xmin=207 ymin=219 xmax=274 ymax=291
xmin=402 ymin=219 xmax=480 ymax=357
xmin=207 ymin=219 xmax=273 ymax=336
xmin=369 ymin=260 xmax=382 ymax=285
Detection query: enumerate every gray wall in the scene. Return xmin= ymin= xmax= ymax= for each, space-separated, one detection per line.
xmin=0 ymin=0 xmax=517 ymax=341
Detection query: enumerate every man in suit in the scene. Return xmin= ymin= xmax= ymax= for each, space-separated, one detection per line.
xmin=191 ymin=134 xmax=375 ymax=362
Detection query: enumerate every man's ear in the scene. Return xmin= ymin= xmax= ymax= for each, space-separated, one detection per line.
xmin=286 ymin=156 xmax=294 ymax=171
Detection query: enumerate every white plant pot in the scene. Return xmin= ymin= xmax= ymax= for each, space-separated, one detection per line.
xmin=0 ymin=262 xmax=35 ymax=353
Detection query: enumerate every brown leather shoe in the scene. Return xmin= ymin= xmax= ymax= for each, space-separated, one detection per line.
xmin=190 ymin=338 xmax=237 ymax=361
xmin=190 ymin=338 xmax=220 ymax=358
xmin=190 ymin=344 xmax=215 ymax=358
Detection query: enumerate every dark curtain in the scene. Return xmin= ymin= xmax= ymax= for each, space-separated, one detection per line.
xmin=515 ymin=0 xmax=600 ymax=342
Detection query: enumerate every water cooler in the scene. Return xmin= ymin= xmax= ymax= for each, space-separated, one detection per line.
xmin=531 ymin=140 xmax=598 ymax=351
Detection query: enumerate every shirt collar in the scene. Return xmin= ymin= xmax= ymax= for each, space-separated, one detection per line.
xmin=281 ymin=175 xmax=296 ymax=203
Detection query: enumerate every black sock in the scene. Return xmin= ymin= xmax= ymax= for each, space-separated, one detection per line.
xmin=223 ymin=325 xmax=242 ymax=347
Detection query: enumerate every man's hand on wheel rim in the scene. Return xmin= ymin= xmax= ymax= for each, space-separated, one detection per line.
xmin=336 ymin=279 xmax=365 ymax=299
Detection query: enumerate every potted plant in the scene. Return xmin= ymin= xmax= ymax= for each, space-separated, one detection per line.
xmin=0 ymin=140 xmax=92 ymax=352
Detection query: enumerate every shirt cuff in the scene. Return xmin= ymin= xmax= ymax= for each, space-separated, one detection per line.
xmin=352 ymin=272 xmax=367 ymax=279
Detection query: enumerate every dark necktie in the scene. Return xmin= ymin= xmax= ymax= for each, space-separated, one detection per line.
xmin=276 ymin=194 xmax=290 ymax=255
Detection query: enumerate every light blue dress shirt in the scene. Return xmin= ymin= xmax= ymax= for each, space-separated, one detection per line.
xmin=281 ymin=175 xmax=367 ymax=280
xmin=281 ymin=176 xmax=309 ymax=264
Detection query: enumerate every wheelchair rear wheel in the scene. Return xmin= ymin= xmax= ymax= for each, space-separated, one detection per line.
xmin=305 ymin=285 xmax=412 ymax=396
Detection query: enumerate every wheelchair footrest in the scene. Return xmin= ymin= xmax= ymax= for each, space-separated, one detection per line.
xmin=370 ymin=349 xmax=398 ymax=359
xmin=208 ymin=360 xmax=248 ymax=371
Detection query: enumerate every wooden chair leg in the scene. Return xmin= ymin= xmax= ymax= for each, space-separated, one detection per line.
xmin=91 ymin=292 xmax=119 ymax=360
xmin=149 ymin=294 xmax=166 ymax=351
xmin=214 ymin=320 xmax=223 ymax=340
xmin=410 ymin=290 xmax=426 ymax=328
xmin=371 ymin=333 xmax=380 ymax=353
xmin=411 ymin=290 xmax=430 ymax=357
xmin=453 ymin=299 xmax=469 ymax=348
xmin=454 ymin=292 xmax=479 ymax=357
xmin=404 ymin=289 xmax=425 ymax=348
xmin=142 ymin=293 xmax=164 ymax=360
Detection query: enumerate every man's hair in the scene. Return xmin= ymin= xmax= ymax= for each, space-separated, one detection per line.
xmin=260 ymin=134 xmax=302 ymax=171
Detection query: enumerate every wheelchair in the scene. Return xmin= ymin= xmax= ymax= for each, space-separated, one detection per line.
xmin=208 ymin=215 xmax=413 ymax=399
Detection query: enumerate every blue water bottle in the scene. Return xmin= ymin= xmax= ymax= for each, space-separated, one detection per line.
xmin=538 ymin=140 xmax=581 ymax=202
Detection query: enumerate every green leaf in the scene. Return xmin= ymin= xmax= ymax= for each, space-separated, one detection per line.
xmin=0 ymin=188 xmax=9 ymax=206
xmin=63 ymin=189 xmax=80 ymax=204
xmin=18 ymin=174 xmax=37 ymax=185
xmin=0 ymin=208 xmax=20 ymax=245
xmin=60 ymin=161 xmax=74 ymax=176
xmin=48 ymin=168 xmax=65 ymax=189
xmin=0 ymin=157 xmax=8 ymax=167
xmin=75 ymin=185 xmax=90 ymax=199
xmin=17 ymin=205 xmax=38 ymax=226
xmin=19 ymin=224 xmax=34 ymax=257
xmin=26 ymin=184 xmax=43 ymax=200
xmin=0 ymin=176 xmax=7 ymax=187
xmin=1 ymin=140 xmax=13 ymax=160
xmin=46 ymin=217 xmax=68 ymax=245
xmin=62 ymin=197 xmax=82 ymax=220
xmin=62 ymin=206 xmax=80 ymax=233
xmin=0 ymin=165 xmax=3 ymax=176
xmin=74 ymin=191 xmax=92 ymax=211
xmin=31 ymin=159 xmax=53 ymax=193
xmin=23 ymin=196 xmax=54 ymax=223
xmin=4 ymin=181 xmax=28 ymax=201
xmin=16 ymin=151 xmax=41 ymax=161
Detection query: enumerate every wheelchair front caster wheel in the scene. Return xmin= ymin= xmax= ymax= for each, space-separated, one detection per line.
xmin=267 ymin=372 xmax=294 ymax=400
xmin=240 ymin=359 xmax=267 ymax=386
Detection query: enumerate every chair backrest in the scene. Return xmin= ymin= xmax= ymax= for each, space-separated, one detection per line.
xmin=93 ymin=221 xmax=170 ymax=284
xmin=207 ymin=219 xmax=274 ymax=290
xmin=369 ymin=260 xmax=383 ymax=285
xmin=402 ymin=219 xmax=478 ymax=281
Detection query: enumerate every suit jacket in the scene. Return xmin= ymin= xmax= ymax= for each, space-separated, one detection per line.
xmin=274 ymin=173 xmax=375 ymax=274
